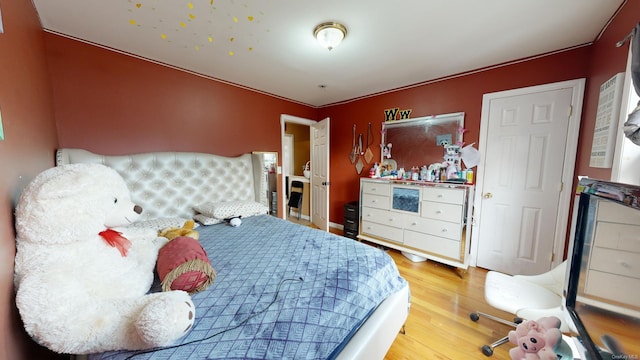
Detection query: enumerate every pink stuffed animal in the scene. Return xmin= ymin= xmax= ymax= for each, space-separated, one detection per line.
xmin=508 ymin=316 xmax=562 ymax=360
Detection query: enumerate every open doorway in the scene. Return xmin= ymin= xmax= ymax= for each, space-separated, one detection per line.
xmin=283 ymin=122 xmax=311 ymax=225
xmin=280 ymin=114 xmax=330 ymax=231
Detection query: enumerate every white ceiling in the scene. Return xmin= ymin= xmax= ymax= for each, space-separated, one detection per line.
xmin=32 ymin=0 xmax=625 ymax=107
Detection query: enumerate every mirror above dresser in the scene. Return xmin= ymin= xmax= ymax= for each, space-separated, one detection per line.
xmin=382 ymin=112 xmax=465 ymax=171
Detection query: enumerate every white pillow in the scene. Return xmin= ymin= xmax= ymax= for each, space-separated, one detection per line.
xmin=193 ymin=214 xmax=222 ymax=226
xmin=129 ymin=217 xmax=197 ymax=231
xmin=194 ymin=200 xmax=269 ymax=220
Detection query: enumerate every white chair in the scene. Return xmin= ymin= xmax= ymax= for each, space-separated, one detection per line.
xmin=470 ymin=261 xmax=568 ymax=357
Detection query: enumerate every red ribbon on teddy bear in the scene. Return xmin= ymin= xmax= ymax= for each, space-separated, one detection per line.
xmin=99 ymin=229 xmax=132 ymax=257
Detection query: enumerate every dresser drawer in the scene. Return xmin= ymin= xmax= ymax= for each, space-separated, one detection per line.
xmin=405 ymin=215 xmax=461 ymax=241
xmin=597 ymin=200 xmax=640 ymax=224
xmin=361 ymin=220 xmax=404 ymax=243
xmin=343 ymin=229 xmax=359 ymax=239
xmin=422 ymin=187 xmax=464 ymax=205
xmin=421 ymin=201 xmax=463 ymax=223
xmin=584 ymin=269 xmax=640 ymax=307
xmin=361 ymin=193 xmax=390 ymax=210
xmin=361 ymin=206 xmax=404 ymax=227
xmin=594 ymin=222 xmax=640 ymax=253
xmin=589 ymin=247 xmax=640 ymax=280
xmin=344 ymin=217 xmax=359 ymax=231
xmin=362 ymin=181 xmax=391 ymax=197
xmin=404 ymin=230 xmax=461 ymax=260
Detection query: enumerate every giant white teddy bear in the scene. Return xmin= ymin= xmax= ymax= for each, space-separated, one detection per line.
xmin=14 ymin=163 xmax=195 ymax=354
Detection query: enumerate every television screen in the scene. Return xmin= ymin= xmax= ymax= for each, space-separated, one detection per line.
xmin=565 ymin=179 xmax=640 ymax=359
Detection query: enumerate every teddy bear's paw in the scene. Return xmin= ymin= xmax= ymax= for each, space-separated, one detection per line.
xmin=136 ymin=291 xmax=195 ymax=347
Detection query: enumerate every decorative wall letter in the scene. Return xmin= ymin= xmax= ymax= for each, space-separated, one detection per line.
xmin=384 ymin=108 xmax=399 ymax=121
xmin=384 ymin=107 xmax=412 ymax=121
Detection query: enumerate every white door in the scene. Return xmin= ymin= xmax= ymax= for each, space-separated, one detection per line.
xmin=283 ymin=134 xmax=294 ymax=179
xmin=474 ymin=80 xmax=584 ymax=275
xmin=311 ymin=117 xmax=330 ymax=231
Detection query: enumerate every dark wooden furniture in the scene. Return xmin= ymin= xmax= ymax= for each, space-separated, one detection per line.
xmin=343 ymin=201 xmax=359 ymax=240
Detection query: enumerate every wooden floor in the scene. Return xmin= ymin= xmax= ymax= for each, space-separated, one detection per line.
xmin=383 ymin=249 xmax=514 ymax=360
xmin=286 ymin=217 xmax=515 ymax=359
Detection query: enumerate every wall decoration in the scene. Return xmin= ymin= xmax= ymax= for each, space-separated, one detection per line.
xmin=381 ymin=143 xmax=392 ymax=158
xmin=383 ymin=108 xmax=412 ymax=121
xmin=436 ymin=134 xmax=452 ymax=146
xmin=590 ymin=72 xmax=625 ymax=168
xmin=127 ymin=1 xmax=266 ymax=55
xmin=460 ymin=143 xmax=480 ymax=168
xmin=457 ymin=126 xmax=467 ymax=146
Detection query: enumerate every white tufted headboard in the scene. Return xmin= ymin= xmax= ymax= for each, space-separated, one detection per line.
xmin=56 ymin=148 xmax=267 ymax=221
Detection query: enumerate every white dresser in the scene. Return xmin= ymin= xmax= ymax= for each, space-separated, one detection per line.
xmin=583 ymin=199 xmax=640 ymax=312
xmin=358 ymin=178 xmax=474 ymax=270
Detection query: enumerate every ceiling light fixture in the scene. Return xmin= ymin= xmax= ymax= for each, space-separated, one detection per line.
xmin=314 ymin=22 xmax=347 ymax=51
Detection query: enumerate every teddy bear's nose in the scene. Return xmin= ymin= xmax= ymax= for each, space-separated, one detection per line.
xmin=134 ymin=205 xmax=143 ymax=214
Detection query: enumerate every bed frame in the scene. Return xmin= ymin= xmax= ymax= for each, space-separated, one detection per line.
xmin=56 ymin=148 xmax=409 ymax=360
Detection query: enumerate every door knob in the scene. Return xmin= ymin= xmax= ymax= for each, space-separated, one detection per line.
xmin=483 ymin=192 xmax=493 ymax=199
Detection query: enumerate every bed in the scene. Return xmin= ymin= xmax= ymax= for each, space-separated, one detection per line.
xmin=56 ymin=148 xmax=410 ymax=360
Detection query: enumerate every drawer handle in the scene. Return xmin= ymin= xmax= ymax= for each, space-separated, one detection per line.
xmin=437 ymin=194 xmax=443 ymax=198
xmin=620 ymin=261 xmax=630 ymax=268
xmin=411 ymin=222 xmax=417 ymax=226
xmin=372 ymin=199 xmax=377 ymax=203
xmin=388 ymin=218 xmax=394 ymax=222
xmin=436 ymin=210 xmax=443 ymax=214
xmin=441 ymin=228 xmax=448 ymax=233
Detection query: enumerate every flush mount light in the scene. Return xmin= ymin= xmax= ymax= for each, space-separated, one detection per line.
xmin=313 ymin=22 xmax=347 ymax=51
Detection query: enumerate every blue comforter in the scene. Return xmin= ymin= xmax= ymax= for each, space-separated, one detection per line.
xmin=92 ymin=215 xmax=408 ymax=360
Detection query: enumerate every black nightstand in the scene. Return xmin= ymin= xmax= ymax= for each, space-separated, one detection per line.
xmin=343 ymin=201 xmax=359 ymax=240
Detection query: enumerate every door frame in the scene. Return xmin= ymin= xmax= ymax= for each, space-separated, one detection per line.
xmin=280 ymin=114 xmax=330 ymax=230
xmin=469 ymin=78 xmax=586 ymax=269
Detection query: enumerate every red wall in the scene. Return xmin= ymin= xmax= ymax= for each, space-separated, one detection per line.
xmin=46 ymin=34 xmax=318 ymax=157
xmin=322 ymin=48 xmax=592 ymax=221
xmin=577 ymin=1 xmax=640 ymax=181
xmin=0 ymin=0 xmax=59 ymax=359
